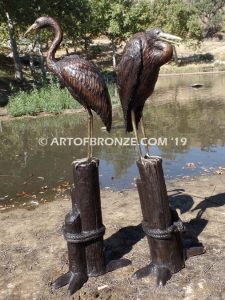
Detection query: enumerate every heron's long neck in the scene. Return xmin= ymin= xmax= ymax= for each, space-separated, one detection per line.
xmin=46 ymin=21 xmax=63 ymax=70
xmin=158 ymin=44 xmax=173 ymax=66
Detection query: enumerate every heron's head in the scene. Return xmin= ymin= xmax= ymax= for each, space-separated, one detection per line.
xmin=24 ymin=16 xmax=58 ymax=36
xmin=148 ymin=28 xmax=182 ymax=45
xmin=146 ymin=28 xmax=182 ymax=66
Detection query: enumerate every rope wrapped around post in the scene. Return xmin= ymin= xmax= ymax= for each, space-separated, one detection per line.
xmin=133 ymin=156 xmax=185 ymax=286
xmin=63 ymin=225 xmax=106 ymax=243
xmin=142 ymin=217 xmax=185 ymax=240
xmin=53 ymin=158 xmax=131 ymax=296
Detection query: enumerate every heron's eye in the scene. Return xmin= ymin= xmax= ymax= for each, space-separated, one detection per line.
xmin=155 ymin=30 xmax=161 ymax=35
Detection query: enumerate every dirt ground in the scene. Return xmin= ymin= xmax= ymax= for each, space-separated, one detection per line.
xmin=0 ymin=173 xmax=225 ymax=300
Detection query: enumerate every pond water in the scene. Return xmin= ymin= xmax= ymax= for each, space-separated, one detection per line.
xmin=1 ymin=73 xmax=225 ymax=209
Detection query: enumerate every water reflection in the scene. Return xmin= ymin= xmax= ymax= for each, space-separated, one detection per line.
xmin=1 ymin=73 xmax=225 ymax=208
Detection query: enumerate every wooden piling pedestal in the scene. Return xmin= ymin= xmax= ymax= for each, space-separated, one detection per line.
xmin=72 ymin=158 xmax=106 ymax=277
xmin=133 ymin=156 xmax=185 ymax=286
xmin=53 ymin=158 xmax=130 ymax=295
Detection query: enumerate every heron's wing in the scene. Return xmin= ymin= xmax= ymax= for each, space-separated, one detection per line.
xmin=117 ymin=37 xmax=143 ymax=131
xmin=61 ymin=59 xmax=112 ymax=132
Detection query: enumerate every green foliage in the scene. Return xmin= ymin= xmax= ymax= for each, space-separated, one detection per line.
xmin=0 ymin=22 xmax=9 ymax=45
xmin=1 ymin=0 xmax=224 ymax=74
xmin=190 ymin=0 xmax=225 ymax=37
xmin=7 ymin=79 xmax=119 ymax=117
xmin=0 ymin=0 xmax=218 ymax=58
xmin=0 ymin=0 xmax=99 ymax=54
xmin=148 ymin=0 xmax=203 ymax=41
xmin=123 ymin=0 xmax=151 ymax=35
xmin=8 ymin=80 xmax=80 ymax=117
xmin=91 ymin=0 xmax=150 ymax=44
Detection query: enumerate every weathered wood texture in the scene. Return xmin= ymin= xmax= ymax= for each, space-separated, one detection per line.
xmin=72 ymin=158 xmax=105 ymax=276
xmin=134 ymin=156 xmax=185 ymax=285
xmin=53 ymin=158 xmax=106 ymax=295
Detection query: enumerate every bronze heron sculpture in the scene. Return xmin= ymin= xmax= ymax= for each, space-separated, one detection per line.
xmin=25 ymin=16 xmax=112 ymax=159
xmin=117 ymin=28 xmax=181 ymax=160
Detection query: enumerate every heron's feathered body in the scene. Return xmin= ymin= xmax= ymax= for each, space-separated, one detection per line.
xmin=31 ymin=17 xmax=112 ymax=132
xmin=117 ymin=30 xmax=173 ymax=132
xmin=53 ymin=56 xmax=112 ymax=132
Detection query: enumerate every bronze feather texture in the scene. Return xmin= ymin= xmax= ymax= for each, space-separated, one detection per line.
xmin=25 ymin=16 xmax=112 ymax=158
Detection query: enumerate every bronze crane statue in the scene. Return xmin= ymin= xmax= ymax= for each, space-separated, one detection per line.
xmin=25 ymin=16 xmax=112 ymax=159
xmin=117 ymin=28 xmax=181 ymax=160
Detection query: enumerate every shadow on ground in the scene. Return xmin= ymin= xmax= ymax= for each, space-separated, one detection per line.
xmin=104 ymin=224 xmax=145 ymax=261
xmin=104 ymin=191 xmax=225 ymax=261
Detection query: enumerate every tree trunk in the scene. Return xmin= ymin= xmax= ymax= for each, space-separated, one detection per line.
xmin=6 ymin=12 xmax=23 ymax=81
xmin=112 ymin=39 xmax=117 ymax=70
xmin=26 ymin=37 xmax=37 ymax=87
xmin=84 ymin=34 xmax=89 ymax=60
xmin=28 ymin=50 xmax=37 ymax=86
xmin=36 ymin=33 xmax=46 ymax=82
xmin=173 ymin=45 xmax=179 ymax=66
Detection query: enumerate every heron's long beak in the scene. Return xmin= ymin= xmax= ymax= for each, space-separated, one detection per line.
xmin=159 ymin=32 xmax=182 ymax=45
xmin=24 ymin=23 xmax=38 ymax=37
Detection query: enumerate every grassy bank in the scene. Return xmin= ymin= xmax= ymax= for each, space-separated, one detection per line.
xmin=8 ymin=81 xmax=80 ymax=116
xmin=5 ymin=37 xmax=225 ymax=117
xmin=7 ymin=78 xmax=119 ymax=117
xmin=7 ymin=61 xmax=225 ymax=118
xmin=8 ymin=81 xmax=119 ymax=117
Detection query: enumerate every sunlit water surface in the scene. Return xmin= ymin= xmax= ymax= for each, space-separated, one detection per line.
xmin=1 ymin=73 xmax=225 ymax=208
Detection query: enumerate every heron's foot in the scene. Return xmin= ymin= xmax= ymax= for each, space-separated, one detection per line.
xmin=52 ymin=271 xmax=88 ymax=295
xmin=132 ymin=263 xmax=171 ymax=287
xmin=106 ymin=258 xmax=131 ymax=273
xmin=156 ymin=267 xmax=172 ymax=287
xmin=52 ymin=271 xmax=72 ymax=289
xmin=68 ymin=272 xmax=88 ymax=296
xmin=132 ymin=263 xmax=155 ymax=280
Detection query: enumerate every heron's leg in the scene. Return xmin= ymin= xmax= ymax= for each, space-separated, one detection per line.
xmin=87 ymin=109 xmax=93 ymax=160
xmin=131 ymin=110 xmax=142 ymax=161
xmin=140 ymin=116 xmax=150 ymax=157
xmin=90 ymin=110 xmax=93 ymax=158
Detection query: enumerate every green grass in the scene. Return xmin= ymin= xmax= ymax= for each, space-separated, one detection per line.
xmin=8 ymin=80 xmax=120 ymax=117
xmin=8 ymin=80 xmax=81 ymax=117
xmin=9 ymin=60 xmax=225 ymax=118
xmin=106 ymin=83 xmax=120 ymax=105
